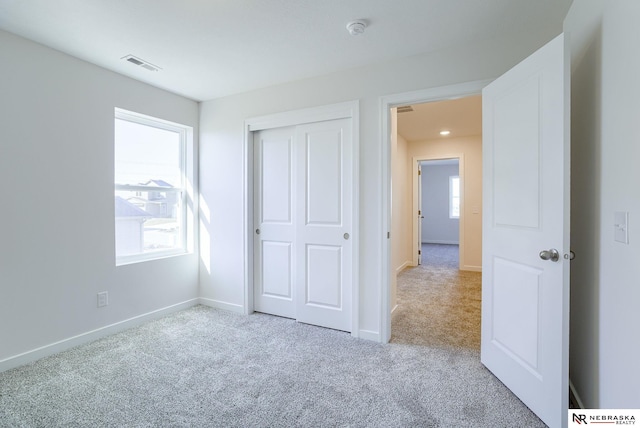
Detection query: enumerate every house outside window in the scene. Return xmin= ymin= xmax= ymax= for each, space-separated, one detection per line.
xmin=114 ymin=108 xmax=192 ymax=265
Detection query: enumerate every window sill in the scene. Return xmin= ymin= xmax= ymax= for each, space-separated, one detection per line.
xmin=116 ymin=249 xmax=190 ymax=266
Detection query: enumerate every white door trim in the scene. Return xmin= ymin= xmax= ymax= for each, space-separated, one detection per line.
xmin=243 ymin=100 xmax=360 ymax=337
xmin=380 ymin=80 xmax=492 ymax=343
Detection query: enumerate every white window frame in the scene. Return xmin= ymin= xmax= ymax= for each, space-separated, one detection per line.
xmin=114 ymin=108 xmax=193 ymax=265
xmin=449 ymin=175 xmax=460 ymax=219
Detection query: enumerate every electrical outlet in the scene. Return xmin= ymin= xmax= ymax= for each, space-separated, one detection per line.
xmin=97 ymin=291 xmax=109 ymax=308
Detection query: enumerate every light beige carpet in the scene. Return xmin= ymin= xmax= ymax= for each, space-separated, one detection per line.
xmin=391 ymin=244 xmax=482 ymax=350
xmin=0 ymin=245 xmax=547 ymax=427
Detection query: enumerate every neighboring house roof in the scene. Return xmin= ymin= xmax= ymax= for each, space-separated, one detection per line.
xmin=115 ymin=196 xmax=151 ymax=218
xmin=125 ymin=196 xmax=149 ymax=205
xmin=140 ymin=179 xmax=173 ymax=188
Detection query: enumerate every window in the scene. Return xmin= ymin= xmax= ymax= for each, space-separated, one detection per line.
xmin=449 ymin=175 xmax=460 ymax=219
xmin=114 ymin=108 xmax=192 ymax=264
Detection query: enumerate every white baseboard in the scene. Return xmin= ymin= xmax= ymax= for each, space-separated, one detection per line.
xmin=422 ymin=240 xmax=459 ymax=245
xmin=396 ymin=261 xmax=413 ymax=274
xmin=198 ymin=297 xmax=244 ymax=314
xmin=569 ymin=379 xmax=585 ymax=409
xmin=390 ymin=304 xmax=400 ymax=323
xmin=0 ymin=298 xmax=200 ymax=374
xmin=461 ymin=265 xmax=482 ymax=272
xmin=357 ymin=329 xmax=380 ymax=342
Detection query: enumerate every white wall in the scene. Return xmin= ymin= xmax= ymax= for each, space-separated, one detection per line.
xmin=421 ymin=163 xmax=460 ymax=244
xmin=565 ymin=0 xmax=640 ymax=409
xmin=198 ymin=31 xmax=551 ymax=338
xmin=390 ymin=114 xmax=413 ymax=311
xmin=0 ymin=30 xmax=200 ymax=367
xmin=392 ymin=114 xmax=414 ymax=266
xmin=410 ymin=136 xmax=482 ymax=271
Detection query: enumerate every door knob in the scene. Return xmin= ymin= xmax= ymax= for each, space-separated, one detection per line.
xmin=539 ymin=248 xmax=560 ymax=262
xmin=344 ymin=233 xmax=350 ymax=240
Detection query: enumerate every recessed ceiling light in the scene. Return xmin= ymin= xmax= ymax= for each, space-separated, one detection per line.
xmin=440 ymin=130 xmax=451 ymax=136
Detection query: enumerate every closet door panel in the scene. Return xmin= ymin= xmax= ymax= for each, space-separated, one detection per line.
xmin=295 ymin=119 xmax=352 ymax=332
xmin=253 ymin=127 xmax=296 ymax=318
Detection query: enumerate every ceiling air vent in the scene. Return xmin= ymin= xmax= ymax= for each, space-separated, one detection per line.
xmin=397 ymin=105 xmax=414 ymax=113
xmin=121 ymin=55 xmax=161 ymax=72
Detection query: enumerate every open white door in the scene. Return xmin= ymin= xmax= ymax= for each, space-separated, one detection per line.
xmin=481 ymin=33 xmax=569 ymax=428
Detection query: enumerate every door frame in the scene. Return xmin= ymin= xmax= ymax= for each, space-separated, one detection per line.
xmin=413 ymin=156 xmax=464 ymax=268
xmin=243 ymin=100 xmax=361 ymax=337
xmin=380 ymin=80 xmax=491 ymax=342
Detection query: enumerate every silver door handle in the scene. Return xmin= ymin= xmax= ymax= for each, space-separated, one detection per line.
xmin=539 ymin=249 xmax=560 ymax=262
xmin=344 ymin=233 xmax=350 ymax=240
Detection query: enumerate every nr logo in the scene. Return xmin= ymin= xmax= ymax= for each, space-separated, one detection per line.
xmin=573 ymin=413 xmax=588 ymax=424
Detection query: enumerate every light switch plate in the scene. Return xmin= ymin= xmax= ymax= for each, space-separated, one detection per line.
xmin=614 ymin=211 xmax=629 ymax=244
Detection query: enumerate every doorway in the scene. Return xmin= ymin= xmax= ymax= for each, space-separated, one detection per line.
xmin=388 ymin=91 xmax=482 ymax=344
xmin=383 ymin=35 xmax=570 ymax=428
xmin=417 ymin=158 xmax=461 ymax=267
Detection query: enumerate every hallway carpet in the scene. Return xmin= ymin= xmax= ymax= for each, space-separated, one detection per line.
xmin=392 ymin=243 xmax=481 ymax=349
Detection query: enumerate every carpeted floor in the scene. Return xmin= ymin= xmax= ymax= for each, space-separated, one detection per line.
xmin=391 ymin=243 xmax=481 ymax=350
xmin=0 ymin=245 xmax=546 ymax=427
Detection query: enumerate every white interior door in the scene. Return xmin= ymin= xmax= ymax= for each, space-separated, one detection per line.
xmin=295 ymin=119 xmax=352 ymax=332
xmin=254 ymin=126 xmax=296 ymax=319
xmin=481 ymin=33 xmax=569 ymax=428
xmin=254 ymin=118 xmax=353 ymax=332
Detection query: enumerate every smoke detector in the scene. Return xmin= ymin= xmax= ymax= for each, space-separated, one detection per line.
xmin=346 ymin=20 xmax=367 ymax=36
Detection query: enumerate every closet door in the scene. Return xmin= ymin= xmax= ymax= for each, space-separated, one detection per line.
xmin=295 ymin=119 xmax=352 ymax=332
xmin=253 ymin=118 xmax=353 ymax=333
xmin=253 ymin=126 xmax=296 ymax=319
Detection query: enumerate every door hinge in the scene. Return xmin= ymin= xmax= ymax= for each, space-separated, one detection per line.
xmin=387 ymin=232 xmax=390 ymax=239
xmin=418 ymin=250 xmax=421 ymax=255
xmin=418 ymin=210 xmax=421 ymax=216
xmin=418 ymin=170 xmax=421 ymax=176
